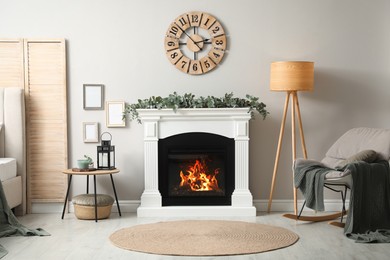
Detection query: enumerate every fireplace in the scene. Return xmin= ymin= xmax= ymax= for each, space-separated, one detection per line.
xmin=137 ymin=108 xmax=256 ymax=217
xmin=159 ymin=133 xmax=235 ymax=206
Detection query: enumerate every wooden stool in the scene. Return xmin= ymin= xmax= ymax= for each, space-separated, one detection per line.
xmin=72 ymin=194 xmax=114 ymax=220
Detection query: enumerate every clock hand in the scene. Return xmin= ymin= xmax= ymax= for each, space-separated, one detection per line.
xmin=175 ymin=23 xmax=202 ymax=51
xmin=194 ymin=39 xmax=210 ymax=44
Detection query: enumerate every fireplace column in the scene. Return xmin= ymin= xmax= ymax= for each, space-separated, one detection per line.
xmin=232 ymin=120 xmax=253 ymax=207
xmin=139 ymin=119 xmax=162 ymax=207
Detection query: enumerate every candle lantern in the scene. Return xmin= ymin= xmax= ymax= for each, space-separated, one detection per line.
xmin=97 ymin=132 xmax=115 ymax=169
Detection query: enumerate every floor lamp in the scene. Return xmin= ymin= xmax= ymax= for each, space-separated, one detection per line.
xmin=267 ymin=61 xmax=314 ymax=215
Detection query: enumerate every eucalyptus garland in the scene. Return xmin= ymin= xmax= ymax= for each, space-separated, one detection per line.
xmin=124 ymin=92 xmax=268 ymax=123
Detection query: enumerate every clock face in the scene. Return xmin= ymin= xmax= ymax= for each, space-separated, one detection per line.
xmin=165 ymin=12 xmax=227 ymax=75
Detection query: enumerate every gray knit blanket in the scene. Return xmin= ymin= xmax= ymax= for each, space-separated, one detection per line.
xmin=0 ymin=182 xmax=50 ymax=258
xmin=294 ymin=159 xmax=390 ymax=243
xmin=294 ymin=159 xmax=331 ymax=211
xmin=345 ymin=161 xmax=390 ymax=242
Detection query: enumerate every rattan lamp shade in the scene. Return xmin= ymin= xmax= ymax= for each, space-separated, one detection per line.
xmin=270 ymin=61 xmax=314 ymax=91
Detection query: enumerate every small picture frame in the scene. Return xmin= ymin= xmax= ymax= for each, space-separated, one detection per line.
xmin=83 ymin=122 xmax=99 ymax=143
xmin=83 ymin=84 xmax=104 ymax=110
xmin=106 ymin=101 xmax=126 ymax=127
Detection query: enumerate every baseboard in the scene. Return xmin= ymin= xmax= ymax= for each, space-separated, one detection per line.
xmin=253 ymin=199 xmax=349 ymax=213
xmin=31 ymin=199 xmax=348 ymax=214
xmin=30 ymin=200 xmax=140 ymax=214
xmin=31 ymin=202 xmax=65 ymax=214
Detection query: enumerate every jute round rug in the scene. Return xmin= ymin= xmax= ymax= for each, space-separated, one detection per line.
xmin=109 ymin=220 xmax=299 ymax=256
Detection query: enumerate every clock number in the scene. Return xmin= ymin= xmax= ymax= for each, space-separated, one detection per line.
xmin=200 ymin=13 xmax=216 ymax=30
xmin=188 ymin=11 xmax=202 ymax=27
xmin=166 ymin=22 xmax=184 ymax=38
xmin=203 ymin=18 xmax=210 ymax=27
xmin=215 ymin=40 xmax=223 ymax=45
xmin=212 ymin=35 xmax=227 ymax=51
xmin=188 ymin=60 xmax=203 ymax=75
xmin=166 ymin=49 xmax=183 ymax=65
xmin=209 ymin=21 xmax=225 ymax=37
xmin=165 ymin=37 xmax=179 ymax=51
xmin=178 ymin=17 xmax=187 ymax=27
xmin=208 ymin=48 xmax=224 ymax=65
xmin=203 ymin=18 xmax=216 ymax=29
xmin=175 ymin=55 xmax=190 ymax=73
xmin=175 ymin=15 xmax=191 ymax=30
xmin=191 ymin=15 xmax=199 ymax=23
xmin=170 ymin=52 xmax=178 ymax=59
xmin=200 ymin=56 xmax=216 ymax=72
xmin=213 ymin=50 xmax=223 ymax=60
xmin=169 ymin=26 xmax=179 ymax=36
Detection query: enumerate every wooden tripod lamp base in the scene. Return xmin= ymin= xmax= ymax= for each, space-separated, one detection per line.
xmin=266 ymin=61 xmax=314 ymax=215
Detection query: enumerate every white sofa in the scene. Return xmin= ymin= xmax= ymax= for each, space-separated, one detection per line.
xmin=0 ymin=87 xmax=26 ymax=215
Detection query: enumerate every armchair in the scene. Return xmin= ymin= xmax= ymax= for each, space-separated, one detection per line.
xmin=284 ymin=127 xmax=390 ymax=226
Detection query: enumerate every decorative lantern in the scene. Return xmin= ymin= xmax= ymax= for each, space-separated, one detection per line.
xmin=97 ymin=132 xmax=115 ymax=170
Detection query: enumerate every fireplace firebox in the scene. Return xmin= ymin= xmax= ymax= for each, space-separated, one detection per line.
xmin=159 ymin=133 xmax=235 ymax=206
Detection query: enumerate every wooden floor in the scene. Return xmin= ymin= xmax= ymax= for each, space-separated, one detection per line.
xmin=1 ymin=212 xmax=389 ymax=260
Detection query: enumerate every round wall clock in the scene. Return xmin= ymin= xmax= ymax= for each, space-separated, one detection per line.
xmin=164 ymin=11 xmax=227 ymax=75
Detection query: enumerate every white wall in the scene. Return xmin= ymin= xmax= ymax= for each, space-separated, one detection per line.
xmin=1 ymin=0 xmax=390 ymax=204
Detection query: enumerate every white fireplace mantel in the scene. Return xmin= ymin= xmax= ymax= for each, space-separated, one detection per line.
xmin=137 ymin=108 xmax=256 ymax=217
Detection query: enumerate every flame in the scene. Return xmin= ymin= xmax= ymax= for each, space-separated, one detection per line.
xmin=179 ymin=159 xmax=221 ymax=192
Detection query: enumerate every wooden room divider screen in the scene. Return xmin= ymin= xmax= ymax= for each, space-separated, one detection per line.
xmin=0 ymin=39 xmax=68 ymax=214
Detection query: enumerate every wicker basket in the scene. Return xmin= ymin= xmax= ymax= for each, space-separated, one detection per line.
xmin=73 ymin=194 xmax=114 ymax=220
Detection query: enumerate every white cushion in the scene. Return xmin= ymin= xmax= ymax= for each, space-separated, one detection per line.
xmin=2 ymin=176 xmax=22 ymax=208
xmin=294 ymin=158 xmax=352 ymax=181
xmin=324 ymin=174 xmax=352 ymax=188
xmin=325 ymin=168 xmax=351 ymax=179
xmin=0 ymin=158 xmax=17 ymax=181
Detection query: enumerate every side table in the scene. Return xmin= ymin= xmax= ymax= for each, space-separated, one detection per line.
xmin=61 ymin=168 xmax=122 ymax=222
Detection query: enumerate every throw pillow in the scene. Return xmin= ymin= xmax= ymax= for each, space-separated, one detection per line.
xmin=336 ymin=149 xmax=377 ymax=169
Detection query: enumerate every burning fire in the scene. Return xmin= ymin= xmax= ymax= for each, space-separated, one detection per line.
xmin=179 ymin=159 xmax=221 ymax=192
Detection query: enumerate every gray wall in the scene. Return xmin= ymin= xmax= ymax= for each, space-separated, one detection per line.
xmin=1 ymin=0 xmax=390 ymax=204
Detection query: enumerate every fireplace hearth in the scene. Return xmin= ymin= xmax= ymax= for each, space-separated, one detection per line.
xmin=137 ymin=108 xmax=256 ymax=217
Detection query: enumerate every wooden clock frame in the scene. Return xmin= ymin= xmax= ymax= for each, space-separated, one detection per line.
xmin=164 ymin=11 xmax=227 ymax=75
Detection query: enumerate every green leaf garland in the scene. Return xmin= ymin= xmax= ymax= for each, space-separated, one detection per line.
xmin=124 ymin=92 xmax=268 ymax=123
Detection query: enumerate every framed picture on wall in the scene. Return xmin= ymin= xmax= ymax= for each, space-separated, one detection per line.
xmin=106 ymin=101 xmax=126 ymax=127
xmin=83 ymin=122 xmax=99 ymax=143
xmin=83 ymin=84 xmax=104 ymax=110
